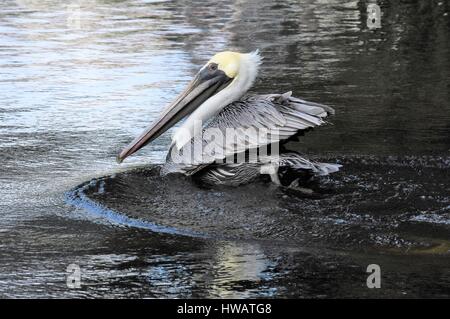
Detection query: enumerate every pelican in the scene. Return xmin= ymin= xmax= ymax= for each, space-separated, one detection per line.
xmin=117 ymin=51 xmax=341 ymax=189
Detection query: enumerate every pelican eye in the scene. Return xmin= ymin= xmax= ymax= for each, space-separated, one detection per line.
xmin=208 ymin=63 xmax=218 ymax=72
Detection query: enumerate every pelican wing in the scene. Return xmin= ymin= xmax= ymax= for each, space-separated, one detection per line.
xmin=162 ymin=91 xmax=334 ymax=175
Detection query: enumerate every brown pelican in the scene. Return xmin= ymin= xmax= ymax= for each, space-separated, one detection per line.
xmin=117 ymin=51 xmax=340 ymax=188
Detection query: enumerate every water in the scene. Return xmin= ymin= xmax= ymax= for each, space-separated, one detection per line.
xmin=0 ymin=0 xmax=449 ymax=298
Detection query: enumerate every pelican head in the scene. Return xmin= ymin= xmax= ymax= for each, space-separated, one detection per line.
xmin=117 ymin=50 xmax=261 ymax=163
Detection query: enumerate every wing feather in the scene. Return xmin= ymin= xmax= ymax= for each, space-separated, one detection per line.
xmin=161 ymin=92 xmax=334 ymax=175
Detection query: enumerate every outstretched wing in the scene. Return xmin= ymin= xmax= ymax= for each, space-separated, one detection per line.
xmin=162 ymin=91 xmax=334 ymax=175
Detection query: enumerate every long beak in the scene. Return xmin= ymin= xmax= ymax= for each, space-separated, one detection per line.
xmin=117 ymin=70 xmax=232 ymax=163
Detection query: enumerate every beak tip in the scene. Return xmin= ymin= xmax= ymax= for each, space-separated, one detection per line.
xmin=116 ymin=155 xmax=124 ymax=164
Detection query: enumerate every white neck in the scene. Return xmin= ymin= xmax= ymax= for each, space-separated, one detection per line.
xmin=172 ymin=51 xmax=261 ymax=150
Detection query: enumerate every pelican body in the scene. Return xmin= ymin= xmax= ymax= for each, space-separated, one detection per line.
xmin=118 ymin=51 xmax=340 ymax=188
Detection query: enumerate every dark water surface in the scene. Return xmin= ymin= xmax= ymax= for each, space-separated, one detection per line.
xmin=0 ymin=0 xmax=449 ymax=298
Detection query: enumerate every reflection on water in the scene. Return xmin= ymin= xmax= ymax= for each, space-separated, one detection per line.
xmin=0 ymin=0 xmax=449 ymax=298
xmin=209 ymin=243 xmax=274 ymax=298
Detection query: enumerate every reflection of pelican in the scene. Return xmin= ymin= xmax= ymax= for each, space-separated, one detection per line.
xmin=118 ymin=51 xmax=340 ymax=187
xmin=209 ymin=242 xmax=272 ymax=298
